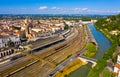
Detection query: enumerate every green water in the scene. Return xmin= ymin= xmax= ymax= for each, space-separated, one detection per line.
xmin=68 ymin=62 xmax=92 ymax=77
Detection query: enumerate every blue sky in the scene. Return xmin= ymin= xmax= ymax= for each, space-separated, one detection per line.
xmin=0 ymin=0 xmax=120 ymax=15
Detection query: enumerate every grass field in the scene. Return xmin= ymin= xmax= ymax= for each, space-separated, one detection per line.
xmin=54 ymin=59 xmax=86 ymax=77
xmin=83 ymin=42 xmax=98 ymax=58
xmin=68 ymin=62 xmax=92 ymax=77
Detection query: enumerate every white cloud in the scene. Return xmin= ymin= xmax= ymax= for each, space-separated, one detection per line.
xmin=38 ymin=6 xmax=120 ymax=14
xmin=74 ymin=8 xmax=88 ymax=11
xmin=74 ymin=8 xmax=81 ymax=11
xmin=82 ymin=8 xmax=88 ymax=11
xmin=51 ymin=7 xmax=61 ymax=10
xmin=116 ymin=10 xmax=120 ymax=13
xmin=39 ymin=6 xmax=47 ymax=10
xmin=72 ymin=8 xmax=89 ymax=13
xmin=50 ymin=7 xmax=89 ymax=13
xmin=51 ymin=7 xmax=57 ymax=10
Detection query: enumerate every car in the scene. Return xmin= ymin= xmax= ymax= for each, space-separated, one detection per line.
xmin=75 ymin=53 xmax=80 ymax=56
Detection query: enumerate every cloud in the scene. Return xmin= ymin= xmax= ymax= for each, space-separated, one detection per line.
xmin=74 ymin=8 xmax=87 ymax=11
xmin=51 ymin=7 xmax=57 ymax=10
xmin=82 ymin=8 xmax=88 ymax=11
xmin=74 ymin=8 xmax=81 ymax=11
xmin=51 ymin=7 xmax=61 ymax=10
xmin=37 ymin=6 xmax=120 ymax=14
xmin=39 ymin=6 xmax=47 ymax=10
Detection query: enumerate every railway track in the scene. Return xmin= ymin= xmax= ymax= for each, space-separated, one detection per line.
xmin=18 ymin=27 xmax=84 ymax=77
xmin=0 ymin=26 xmax=87 ymax=77
xmin=44 ymin=27 xmax=85 ymax=64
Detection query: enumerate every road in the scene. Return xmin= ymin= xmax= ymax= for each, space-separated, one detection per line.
xmin=48 ymin=56 xmax=77 ymax=77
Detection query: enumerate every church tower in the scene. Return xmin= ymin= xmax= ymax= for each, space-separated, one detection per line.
xmin=24 ymin=17 xmax=32 ymax=40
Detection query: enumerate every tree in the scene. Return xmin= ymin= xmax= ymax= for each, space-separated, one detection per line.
xmin=7 ymin=40 xmax=14 ymax=47
xmin=21 ymin=33 xmax=27 ymax=39
xmin=12 ymin=26 xmax=21 ymax=30
xmin=63 ymin=21 xmax=69 ymax=30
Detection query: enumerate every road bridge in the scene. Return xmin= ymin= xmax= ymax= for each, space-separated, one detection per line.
xmin=78 ymin=55 xmax=97 ymax=68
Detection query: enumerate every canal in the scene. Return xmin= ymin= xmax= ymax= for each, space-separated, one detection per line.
xmin=69 ymin=24 xmax=111 ymax=77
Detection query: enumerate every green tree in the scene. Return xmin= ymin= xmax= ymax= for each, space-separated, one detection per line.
xmin=63 ymin=21 xmax=69 ymax=30
xmin=21 ymin=34 xmax=27 ymax=39
xmin=12 ymin=26 xmax=21 ymax=30
xmin=7 ymin=40 xmax=14 ymax=47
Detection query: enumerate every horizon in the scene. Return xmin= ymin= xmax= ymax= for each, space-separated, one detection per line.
xmin=0 ymin=0 xmax=120 ymax=15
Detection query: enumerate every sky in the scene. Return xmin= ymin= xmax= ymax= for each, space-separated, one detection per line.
xmin=0 ymin=0 xmax=120 ymax=15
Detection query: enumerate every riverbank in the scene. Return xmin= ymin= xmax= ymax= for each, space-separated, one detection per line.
xmin=83 ymin=42 xmax=98 ymax=58
xmin=88 ymin=24 xmax=111 ymax=59
xmin=87 ymin=24 xmax=117 ymax=77
xmin=94 ymin=25 xmax=118 ymax=63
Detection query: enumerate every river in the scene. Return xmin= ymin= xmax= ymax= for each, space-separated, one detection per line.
xmin=69 ymin=24 xmax=111 ymax=77
xmin=88 ymin=24 xmax=111 ymax=59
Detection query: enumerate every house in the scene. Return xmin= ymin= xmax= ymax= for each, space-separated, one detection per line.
xmin=0 ymin=35 xmax=9 ymax=48
xmin=51 ymin=26 xmax=61 ymax=33
xmin=9 ymin=35 xmax=21 ymax=46
xmin=114 ymin=55 xmax=120 ymax=77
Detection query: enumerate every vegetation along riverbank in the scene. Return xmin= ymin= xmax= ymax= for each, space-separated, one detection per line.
xmin=88 ymin=14 xmax=120 ymax=77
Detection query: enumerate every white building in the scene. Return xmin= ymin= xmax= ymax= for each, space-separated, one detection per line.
xmin=0 ymin=35 xmax=21 ymax=48
xmin=114 ymin=55 xmax=120 ymax=77
xmin=9 ymin=35 xmax=21 ymax=45
xmin=0 ymin=35 xmax=9 ymax=48
xmin=51 ymin=26 xmax=61 ymax=33
xmin=0 ymin=35 xmax=20 ymax=60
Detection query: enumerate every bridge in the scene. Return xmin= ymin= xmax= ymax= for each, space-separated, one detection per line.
xmin=78 ymin=55 xmax=97 ymax=68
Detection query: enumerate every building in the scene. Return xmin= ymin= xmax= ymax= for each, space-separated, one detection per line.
xmin=0 ymin=35 xmax=9 ymax=48
xmin=24 ymin=18 xmax=35 ymax=40
xmin=24 ymin=18 xmax=31 ymax=37
xmin=0 ymin=48 xmax=14 ymax=58
xmin=9 ymin=35 xmax=21 ymax=46
xmin=114 ymin=55 xmax=120 ymax=77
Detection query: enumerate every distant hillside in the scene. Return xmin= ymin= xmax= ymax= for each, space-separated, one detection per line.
xmin=94 ymin=14 xmax=120 ymax=45
xmin=95 ymin=14 xmax=120 ymax=31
